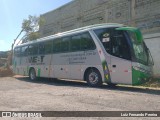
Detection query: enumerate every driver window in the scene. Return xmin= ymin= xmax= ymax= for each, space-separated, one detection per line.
xmin=110 ymin=30 xmax=131 ymax=60
xmin=94 ymin=28 xmax=131 ymax=60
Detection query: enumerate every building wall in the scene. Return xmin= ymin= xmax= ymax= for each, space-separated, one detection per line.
xmin=39 ymin=0 xmax=160 ymax=76
xmin=144 ymin=33 xmax=160 ymax=77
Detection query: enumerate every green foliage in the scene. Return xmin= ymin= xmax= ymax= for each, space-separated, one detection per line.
xmin=28 ymin=32 xmax=40 ymax=41
xmin=22 ymin=15 xmax=45 ymax=42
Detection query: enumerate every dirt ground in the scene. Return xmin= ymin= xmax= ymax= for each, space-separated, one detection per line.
xmin=0 ymin=76 xmax=159 ymax=120
xmin=0 ymin=68 xmax=13 ymax=77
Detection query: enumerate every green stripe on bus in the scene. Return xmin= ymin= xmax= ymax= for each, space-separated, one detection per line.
xmin=38 ymin=68 xmax=41 ymax=77
xmin=132 ymin=67 xmax=150 ymax=85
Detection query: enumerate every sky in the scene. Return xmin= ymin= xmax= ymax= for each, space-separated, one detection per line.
xmin=0 ymin=0 xmax=72 ymax=51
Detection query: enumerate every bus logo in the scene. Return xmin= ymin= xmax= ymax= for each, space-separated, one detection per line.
xmin=28 ymin=56 xmax=45 ymax=64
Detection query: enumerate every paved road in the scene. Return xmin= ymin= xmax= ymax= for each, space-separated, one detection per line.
xmin=0 ymin=76 xmax=159 ymax=120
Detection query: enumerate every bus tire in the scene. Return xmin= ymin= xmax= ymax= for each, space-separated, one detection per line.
xmin=86 ymin=68 xmax=102 ymax=87
xmin=29 ymin=68 xmax=37 ymax=81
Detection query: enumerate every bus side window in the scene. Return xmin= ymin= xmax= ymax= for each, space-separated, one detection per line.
xmin=61 ymin=37 xmax=70 ymax=52
xmin=14 ymin=48 xmax=17 ymax=56
xmin=28 ymin=45 xmax=32 ymax=55
xmin=21 ymin=46 xmax=28 ymax=56
xmin=81 ymin=32 xmax=96 ymax=50
xmin=14 ymin=47 xmax=21 ymax=57
xmin=94 ymin=28 xmax=111 ymax=54
xmin=28 ymin=44 xmax=38 ymax=55
xmin=39 ymin=42 xmax=45 ymax=55
xmin=45 ymin=41 xmax=52 ymax=54
xmin=53 ymin=38 xmax=61 ymax=53
xmin=71 ymin=35 xmax=81 ymax=52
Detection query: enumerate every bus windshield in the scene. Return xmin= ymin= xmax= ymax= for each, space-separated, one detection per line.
xmin=127 ymin=31 xmax=151 ymax=65
xmin=94 ymin=27 xmax=153 ymax=66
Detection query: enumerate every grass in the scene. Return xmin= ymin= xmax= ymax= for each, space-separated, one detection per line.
xmin=142 ymin=78 xmax=160 ymax=88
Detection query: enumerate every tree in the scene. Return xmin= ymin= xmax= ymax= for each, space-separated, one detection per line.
xmin=21 ymin=15 xmax=45 ymax=42
xmin=9 ymin=15 xmax=45 ymax=66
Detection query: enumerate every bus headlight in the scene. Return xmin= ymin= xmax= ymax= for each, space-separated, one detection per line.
xmin=133 ymin=66 xmax=145 ymax=73
xmin=133 ymin=66 xmax=151 ymax=75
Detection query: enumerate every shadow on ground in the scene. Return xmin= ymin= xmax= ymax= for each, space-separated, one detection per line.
xmin=15 ymin=76 xmax=160 ymax=96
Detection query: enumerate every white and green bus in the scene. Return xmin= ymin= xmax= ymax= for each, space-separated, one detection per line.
xmin=13 ymin=23 xmax=154 ymax=87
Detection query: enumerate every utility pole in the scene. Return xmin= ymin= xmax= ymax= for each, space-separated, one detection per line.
xmin=11 ymin=29 xmax=24 ymax=51
xmin=9 ymin=29 xmax=24 ymax=66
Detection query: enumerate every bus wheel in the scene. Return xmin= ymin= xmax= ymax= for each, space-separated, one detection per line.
xmin=29 ymin=68 xmax=37 ymax=81
xmin=86 ymin=69 xmax=102 ymax=87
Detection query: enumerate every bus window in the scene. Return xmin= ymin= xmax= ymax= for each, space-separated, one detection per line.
xmin=81 ymin=32 xmax=96 ymax=50
xmin=127 ymin=31 xmax=148 ymax=64
xmin=94 ymin=28 xmax=111 ymax=54
xmin=53 ymin=38 xmax=61 ymax=53
xmin=28 ymin=44 xmax=38 ymax=55
xmin=71 ymin=34 xmax=81 ymax=51
xmin=14 ymin=47 xmax=21 ymax=57
xmin=61 ymin=37 xmax=70 ymax=52
xmin=39 ymin=42 xmax=45 ymax=54
xmin=94 ymin=28 xmax=131 ymax=60
xmin=110 ymin=30 xmax=131 ymax=60
xmin=45 ymin=41 xmax=52 ymax=54
xmin=21 ymin=46 xmax=28 ymax=56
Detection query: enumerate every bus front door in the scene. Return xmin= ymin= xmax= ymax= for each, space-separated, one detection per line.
xmin=110 ymin=30 xmax=132 ymax=85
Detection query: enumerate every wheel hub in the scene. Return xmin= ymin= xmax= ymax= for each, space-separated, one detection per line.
xmin=30 ymin=70 xmax=36 ymax=80
xmin=89 ymin=72 xmax=98 ymax=84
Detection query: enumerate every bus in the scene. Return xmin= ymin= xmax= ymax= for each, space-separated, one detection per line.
xmin=13 ymin=23 xmax=154 ymax=87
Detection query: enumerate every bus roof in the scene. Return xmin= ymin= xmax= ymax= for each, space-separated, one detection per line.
xmin=15 ymin=23 xmax=124 ymax=48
